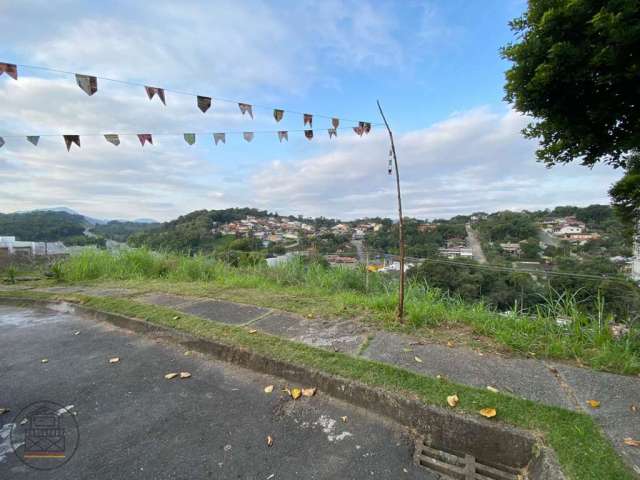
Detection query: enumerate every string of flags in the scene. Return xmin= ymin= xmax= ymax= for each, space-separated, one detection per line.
xmin=0 ymin=127 xmax=370 ymax=151
xmin=0 ymin=62 xmax=380 ymax=129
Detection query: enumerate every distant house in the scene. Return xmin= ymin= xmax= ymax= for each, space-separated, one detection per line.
xmin=417 ymin=223 xmax=437 ymax=233
xmin=438 ymin=247 xmax=473 ymax=259
xmin=500 ymin=243 xmax=522 ymax=256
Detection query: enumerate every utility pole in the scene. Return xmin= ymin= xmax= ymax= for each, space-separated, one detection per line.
xmin=377 ymin=100 xmax=405 ymax=323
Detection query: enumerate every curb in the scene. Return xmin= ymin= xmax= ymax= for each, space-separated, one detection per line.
xmin=1 ymin=297 xmax=566 ymax=479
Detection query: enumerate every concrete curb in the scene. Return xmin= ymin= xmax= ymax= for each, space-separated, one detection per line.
xmin=1 ymin=297 xmax=566 ymax=479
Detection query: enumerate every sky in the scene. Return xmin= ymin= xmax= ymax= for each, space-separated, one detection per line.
xmin=0 ymin=0 xmax=624 ymax=222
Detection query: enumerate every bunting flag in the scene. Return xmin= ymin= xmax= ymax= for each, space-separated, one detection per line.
xmin=359 ymin=121 xmax=372 ymax=134
xmin=328 ymin=128 xmax=337 ymax=139
xmin=305 ymin=130 xmax=313 ymax=141
xmin=332 ymin=118 xmax=340 ymax=129
xmin=104 ymin=134 xmax=120 ymax=146
xmin=184 ymin=133 xmax=196 ymax=145
xmin=304 ymin=114 xmax=313 ymax=127
xmin=353 ymin=126 xmax=364 ymax=136
xmin=0 ymin=137 xmax=4 ymax=148
xmin=238 ymin=103 xmax=253 ymax=118
xmin=278 ymin=130 xmax=288 ymax=142
xmin=0 ymin=63 xmax=17 ymax=80
xmin=63 ymin=135 xmax=80 ymax=151
xmin=27 ymin=136 xmax=39 ymax=146
xmin=243 ymin=131 xmax=254 ymax=142
xmin=145 ymin=86 xmax=166 ymax=105
xmin=197 ymin=95 xmax=211 ymax=113
xmin=137 ymin=133 xmax=153 ymax=146
xmin=213 ymin=132 xmax=225 ymax=145
xmin=75 ymin=74 xmax=98 ymax=96
xmin=273 ymin=109 xmax=284 ymax=122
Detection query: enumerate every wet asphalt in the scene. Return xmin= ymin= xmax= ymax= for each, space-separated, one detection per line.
xmin=0 ymin=305 xmax=436 ymax=479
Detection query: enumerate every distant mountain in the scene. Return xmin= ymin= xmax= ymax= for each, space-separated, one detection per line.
xmin=16 ymin=207 xmax=158 ymax=225
xmin=0 ymin=210 xmax=88 ymax=241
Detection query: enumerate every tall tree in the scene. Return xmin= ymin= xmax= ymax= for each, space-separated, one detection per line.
xmin=502 ymin=0 xmax=640 ymax=168
xmin=609 ymin=152 xmax=640 ymax=227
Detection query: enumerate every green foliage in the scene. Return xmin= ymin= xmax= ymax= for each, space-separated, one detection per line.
xmin=476 ymin=211 xmax=538 ymax=242
xmin=502 ymin=0 xmax=640 ymax=167
xmin=4 ymin=266 xmax=17 ymax=284
xmin=91 ymin=220 xmax=160 ymax=242
xmin=610 ymin=153 xmax=640 ymax=227
xmin=63 ymin=235 xmax=107 ymax=248
xmin=366 ymin=219 xmax=466 ymax=256
xmin=0 ymin=211 xmax=86 ymax=241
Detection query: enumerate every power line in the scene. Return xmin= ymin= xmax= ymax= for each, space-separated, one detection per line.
xmin=9 ymin=63 xmax=383 ymax=127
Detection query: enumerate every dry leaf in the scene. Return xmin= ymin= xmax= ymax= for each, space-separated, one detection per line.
xmin=266 ymin=435 xmax=274 ymax=447
xmin=109 ymin=357 xmax=120 ymax=364
xmin=306 ymin=314 xmax=314 ymax=319
xmin=479 ymin=408 xmax=497 ymax=418
xmin=179 ymin=372 xmax=192 ymax=379
xmin=291 ymin=388 xmax=302 ymax=400
xmin=340 ymin=416 xmax=348 ymax=423
xmin=164 ymin=373 xmax=178 ymax=380
xmin=587 ymin=400 xmax=601 ymax=408
xmin=302 ymin=387 xmax=316 ymax=397
xmin=623 ymin=437 xmax=640 ymax=447
xmin=446 ymin=341 xmax=454 ymax=348
xmin=73 ymin=331 xmax=80 ymax=336
xmin=264 ymin=385 xmax=274 ymax=393
xmin=486 ymin=386 xmax=499 ymax=393
xmin=41 ymin=358 xmax=48 ymax=364
xmin=248 ymin=329 xmax=257 ymax=334
xmin=0 ymin=408 xmax=9 ymax=415
xmin=548 ymin=366 xmax=559 ymax=375
xmin=414 ymin=356 xmax=423 ymax=363
xmin=631 ymin=404 xmax=638 ymax=413
xmin=447 ymin=394 xmax=459 ymax=408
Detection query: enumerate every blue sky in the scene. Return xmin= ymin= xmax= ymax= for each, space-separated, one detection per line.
xmin=0 ymin=0 xmax=622 ymax=221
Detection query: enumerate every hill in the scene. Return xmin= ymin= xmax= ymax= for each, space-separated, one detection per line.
xmin=0 ymin=211 xmax=88 ymax=241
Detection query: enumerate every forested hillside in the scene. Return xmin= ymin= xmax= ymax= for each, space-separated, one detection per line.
xmin=0 ymin=211 xmax=87 ymax=241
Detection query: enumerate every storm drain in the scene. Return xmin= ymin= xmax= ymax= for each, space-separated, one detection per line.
xmin=414 ymin=437 xmax=525 ymax=480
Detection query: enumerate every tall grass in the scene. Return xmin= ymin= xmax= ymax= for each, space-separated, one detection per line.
xmin=57 ymin=249 xmax=640 ymax=374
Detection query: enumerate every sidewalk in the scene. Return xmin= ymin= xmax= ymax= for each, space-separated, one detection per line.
xmin=7 ymin=284 xmax=640 ymax=474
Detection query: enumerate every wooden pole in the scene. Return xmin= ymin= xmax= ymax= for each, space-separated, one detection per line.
xmin=377 ymin=100 xmax=405 ymax=323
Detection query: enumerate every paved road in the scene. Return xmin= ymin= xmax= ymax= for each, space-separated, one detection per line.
xmin=538 ymin=229 xmax=560 ymax=248
xmin=465 ymin=224 xmax=487 ymax=264
xmin=0 ymin=305 xmax=433 ymax=480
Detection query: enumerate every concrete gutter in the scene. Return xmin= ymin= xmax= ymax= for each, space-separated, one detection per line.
xmin=0 ymin=297 xmax=566 ymax=479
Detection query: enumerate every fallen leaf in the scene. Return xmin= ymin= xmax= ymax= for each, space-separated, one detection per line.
xmin=306 ymin=314 xmax=314 ymax=319
xmin=340 ymin=416 xmax=348 ymax=423
xmin=447 ymin=394 xmax=459 ymax=408
xmin=41 ymin=358 xmax=48 ymax=364
xmin=172 ymin=316 xmax=180 ymax=320
xmin=179 ymin=372 xmax=192 ymax=379
xmin=587 ymin=400 xmax=600 ymax=408
xmin=291 ymin=388 xmax=302 ymax=400
xmin=446 ymin=341 xmax=454 ymax=348
xmin=486 ymin=386 xmax=499 ymax=393
xmin=0 ymin=408 xmax=9 ymax=415
xmin=264 ymin=385 xmax=274 ymax=393
xmin=248 ymin=329 xmax=257 ymax=334
xmin=109 ymin=357 xmax=120 ymax=364
xmin=266 ymin=435 xmax=273 ymax=447
xmin=414 ymin=356 xmax=423 ymax=363
xmin=631 ymin=404 xmax=638 ymax=413
xmin=184 ymin=351 xmax=192 ymax=356
xmin=479 ymin=408 xmax=497 ymax=419
xmin=548 ymin=366 xmax=559 ymax=375
xmin=302 ymin=387 xmax=316 ymax=397
xmin=20 ymin=418 xmax=29 ymax=425
xmin=623 ymin=438 xmax=640 ymax=447
xmin=73 ymin=331 xmax=80 ymax=336
xmin=164 ymin=373 xmax=178 ymax=380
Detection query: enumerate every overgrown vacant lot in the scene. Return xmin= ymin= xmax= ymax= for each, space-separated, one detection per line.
xmin=46 ymin=249 xmax=640 ymax=375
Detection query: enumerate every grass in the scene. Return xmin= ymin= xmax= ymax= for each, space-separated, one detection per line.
xmin=0 ymin=289 xmax=633 ymax=480
xmin=38 ymin=249 xmax=640 ymax=374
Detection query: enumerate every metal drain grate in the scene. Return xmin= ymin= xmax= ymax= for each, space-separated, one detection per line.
xmin=414 ymin=437 xmax=525 ymax=480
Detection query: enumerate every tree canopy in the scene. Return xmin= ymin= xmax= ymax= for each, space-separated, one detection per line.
xmin=502 ymin=0 xmax=640 ymax=168
xmin=610 ymin=152 xmax=640 ymax=227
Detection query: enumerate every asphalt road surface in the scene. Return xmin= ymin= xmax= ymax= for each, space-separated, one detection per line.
xmin=0 ymin=305 xmax=436 ymax=479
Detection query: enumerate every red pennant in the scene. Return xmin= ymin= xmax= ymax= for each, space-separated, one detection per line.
xmin=137 ymin=134 xmax=153 ymax=146
xmin=0 ymin=63 xmax=17 ymax=80
xmin=145 ymin=86 xmax=166 ymax=105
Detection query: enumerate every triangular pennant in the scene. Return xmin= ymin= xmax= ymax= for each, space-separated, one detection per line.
xmin=243 ymin=131 xmax=254 ymax=142
xmin=63 ymin=135 xmax=80 ymax=151
xmin=332 ymin=118 xmax=340 ymax=129
xmin=305 ymin=130 xmax=313 ymax=141
xmin=238 ymin=103 xmax=253 ymax=119
xmin=75 ymin=74 xmax=98 ymax=96
xmin=184 ymin=133 xmax=196 ymax=145
xmin=273 ymin=109 xmax=284 ymax=122
xmin=0 ymin=137 xmax=4 ymax=148
xmin=353 ymin=126 xmax=364 ymax=136
xmin=26 ymin=136 xmax=39 ymax=146
xmin=145 ymin=86 xmax=166 ymax=105
xmin=197 ymin=96 xmax=211 ymax=113
xmin=137 ymin=133 xmax=153 ymax=146
xmin=213 ymin=133 xmax=225 ymax=145
xmin=359 ymin=121 xmax=372 ymax=134
xmin=278 ymin=131 xmax=288 ymax=142
xmin=0 ymin=63 xmax=17 ymax=80
xmin=304 ymin=114 xmax=313 ymax=127
xmin=328 ymin=128 xmax=337 ymax=139
xmin=104 ymin=134 xmax=120 ymax=146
